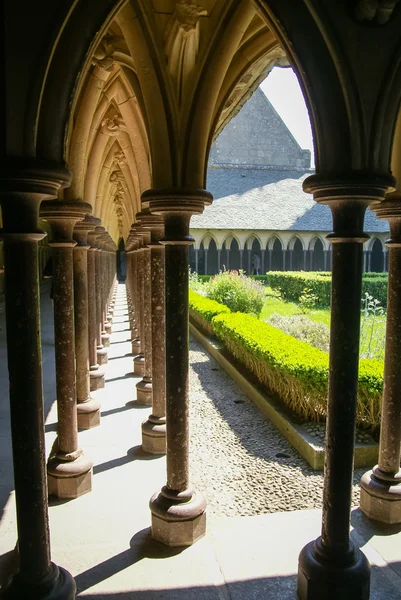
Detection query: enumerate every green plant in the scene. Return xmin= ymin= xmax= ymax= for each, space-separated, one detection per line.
xmin=188 ymin=269 xmax=205 ymax=293
xmin=211 ymin=311 xmax=383 ymax=430
xmin=206 ymin=269 xmax=265 ymax=316
xmin=360 ymin=293 xmax=386 ymax=359
xmin=298 ymin=287 xmax=319 ymax=314
xmin=268 ymin=272 xmax=332 ymax=306
xmin=188 ymin=290 xmax=230 ymax=334
xmin=268 ymin=313 xmax=330 ymax=353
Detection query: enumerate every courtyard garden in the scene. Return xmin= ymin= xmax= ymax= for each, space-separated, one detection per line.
xmin=189 ymin=269 xmax=387 ymax=437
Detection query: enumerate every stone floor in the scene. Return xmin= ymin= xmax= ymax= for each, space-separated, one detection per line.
xmin=0 ymin=283 xmax=401 ymax=599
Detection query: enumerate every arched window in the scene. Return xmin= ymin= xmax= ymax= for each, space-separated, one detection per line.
xmin=312 ymin=238 xmax=325 ymax=271
xmin=270 ymin=238 xmax=283 ymax=270
xmin=207 ymin=239 xmax=218 ymax=275
xmin=370 ymin=238 xmax=383 ymax=273
xmin=290 ymin=238 xmax=304 ymax=270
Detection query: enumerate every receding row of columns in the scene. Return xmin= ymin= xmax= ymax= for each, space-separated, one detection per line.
xmin=2 ymin=167 xmax=401 ymax=599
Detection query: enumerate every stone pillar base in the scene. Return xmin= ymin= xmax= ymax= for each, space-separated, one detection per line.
xmin=142 ymin=416 xmax=166 ymax=454
xmin=297 ymin=539 xmax=370 ymax=600
xmin=101 ymin=332 xmax=110 ymax=347
xmin=149 ymin=486 xmax=206 ymax=547
xmin=360 ymin=468 xmax=401 ymax=524
xmin=97 ymin=347 xmax=108 ymax=365
xmin=77 ymin=397 xmax=101 ymax=430
xmin=47 ymin=454 xmax=93 ymax=499
xmin=134 ymin=354 xmax=145 ymax=376
xmin=132 ymin=338 xmax=141 ymax=354
xmin=105 ymin=322 xmax=112 ymax=335
xmin=1 ymin=562 xmax=76 ymax=600
xmin=136 ymin=378 xmax=152 ymax=405
xmin=89 ymin=369 xmax=105 ymax=391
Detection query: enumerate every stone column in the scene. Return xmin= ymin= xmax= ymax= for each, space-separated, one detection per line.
xmin=261 ymin=248 xmax=265 ymax=274
xmin=194 ymin=247 xmax=199 ymax=272
xmin=268 ymin=248 xmax=272 ymax=271
xmin=87 ymin=220 xmax=105 ymax=391
xmin=289 ymin=248 xmax=293 ymax=270
xmin=239 ymin=248 xmax=243 ymax=270
xmin=282 ymin=248 xmax=286 ymax=270
xmin=142 ymin=213 xmax=167 ymax=454
xmin=217 ymin=248 xmax=221 ymax=272
xmin=303 ymin=249 xmax=308 ymax=271
xmin=323 ymin=249 xmax=328 ymax=271
xmin=297 ymin=173 xmax=394 ymax=600
xmin=226 ymin=246 xmax=230 ymax=270
xmin=98 ymin=233 xmax=110 ymax=348
xmin=94 ymin=226 xmax=108 ymax=366
xmin=360 ymin=197 xmax=401 ymax=523
xmin=40 ymin=200 xmax=93 ymax=499
xmin=133 ymin=225 xmax=145 ymax=376
xmin=130 ymin=233 xmax=142 ymax=356
xmin=0 ymin=161 xmax=76 ymax=599
xmin=247 ymin=248 xmax=251 ymax=274
xmin=204 ymin=247 xmax=208 ymax=275
xmin=146 ymin=188 xmax=211 ymax=547
xmin=73 ymin=216 xmax=101 ymax=428
xmin=363 ymin=249 xmax=368 ymax=272
xmin=135 ymin=212 xmax=152 ymax=405
xmin=383 ymin=246 xmax=388 ymax=271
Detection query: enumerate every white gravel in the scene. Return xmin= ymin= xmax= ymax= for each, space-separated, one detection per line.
xmin=188 ymin=337 xmax=364 ymax=517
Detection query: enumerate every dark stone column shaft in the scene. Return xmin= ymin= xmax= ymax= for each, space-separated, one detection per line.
xmin=73 ymin=243 xmax=90 ymax=403
xmin=87 ymin=248 xmax=98 ymax=369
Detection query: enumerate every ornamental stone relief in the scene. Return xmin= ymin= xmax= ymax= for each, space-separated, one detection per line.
xmin=165 ymin=0 xmax=207 ymax=103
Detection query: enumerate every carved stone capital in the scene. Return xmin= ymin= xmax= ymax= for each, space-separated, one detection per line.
xmin=114 ymin=151 xmax=126 ymax=166
xmin=303 ymin=172 xmax=395 ymax=243
xmin=73 ymin=214 xmax=97 ymax=247
xmin=175 ymin=0 xmax=207 ymax=32
xmin=101 ymin=115 xmax=127 ymax=137
xmin=40 ymin=200 xmax=91 ymax=243
xmin=371 ymin=195 xmax=401 ymax=245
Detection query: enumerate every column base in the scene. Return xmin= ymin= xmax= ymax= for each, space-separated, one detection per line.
xmin=132 ymin=338 xmax=141 ymax=355
xmin=297 ymin=538 xmax=370 ymax=600
xmin=47 ymin=453 xmax=93 ymax=499
xmin=77 ymin=397 xmax=101 ymax=429
xmin=136 ymin=377 xmax=152 ymax=405
xmin=149 ymin=486 xmax=206 ymax=547
xmin=97 ymin=347 xmax=108 ymax=365
xmin=89 ymin=368 xmax=105 ymax=391
xmin=105 ymin=322 xmax=112 ymax=335
xmin=134 ymin=354 xmax=145 ymax=376
xmin=101 ymin=332 xmax=110 ymax=347
xmin=1 ymin=562 xmax=76 ymax=600
xmin=142 ymin=416 xmax=166 ymax=454
xmin=360 ymin=467 xmax=401 ymax=524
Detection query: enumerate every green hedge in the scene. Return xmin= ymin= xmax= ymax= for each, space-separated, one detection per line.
xmin=188 ymin=290 xmax=230 ymax=334
xmin=268 ymin=271 xmax=388 ymax=308
xmin=268 ymin=272 xmax=332 ymax=306
xmin=211 ymin=312 xmax=383 ymax=430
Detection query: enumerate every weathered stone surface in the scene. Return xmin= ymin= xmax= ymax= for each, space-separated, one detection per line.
xmin=151 ymin=513 xmax=206 ymax=548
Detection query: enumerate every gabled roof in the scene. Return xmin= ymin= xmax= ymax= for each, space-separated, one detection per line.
xmin=191 ymin=167 xmax=389 ymax=233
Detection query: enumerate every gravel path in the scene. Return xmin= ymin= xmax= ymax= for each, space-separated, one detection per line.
xmin=189 ymin=337 xmax=365 ymax=517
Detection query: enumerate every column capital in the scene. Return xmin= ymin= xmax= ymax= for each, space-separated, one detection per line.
xmin=87 ymin=218 xmax=102 ymax=249
xmin=0 ymin=159 xmax=71 ymax=233
xmin=137 ymin=210 xmax=164 ymax=245
xmin=304 ymin=172 xmax=395 ymax=244
xmin=73 ymin=214 xmax=96 ymax=247
xmin=371 ymin=195 xmax=401 ymax=245
xmin=143 ymin=188 xmax=212 ymax=245
xmin=40 ymin=200 xmax=91 ymax=243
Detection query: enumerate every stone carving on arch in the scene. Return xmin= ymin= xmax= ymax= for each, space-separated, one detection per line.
xmin=165 ymin=1 xmax=208 ymax=103
xmin=101 ymin=115 xmax=127 ymax=137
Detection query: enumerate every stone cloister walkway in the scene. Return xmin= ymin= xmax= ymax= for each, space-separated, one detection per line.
xmin=0 ymin=283 xmax=401 ymax=599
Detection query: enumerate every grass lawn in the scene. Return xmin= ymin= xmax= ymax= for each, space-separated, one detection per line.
xmin=261 ymin=288 xmax=386 ymax=359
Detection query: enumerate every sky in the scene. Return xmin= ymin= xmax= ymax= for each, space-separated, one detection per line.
xmin=260 ymin=67 xmax=315 ymax=167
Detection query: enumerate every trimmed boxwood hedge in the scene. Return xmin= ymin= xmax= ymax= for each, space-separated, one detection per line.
xmin=188 ymin=290 xmax=230 ymax=334
xmin=211 ymin=312 xmax=383 ymax=430
xmin=268 ymin=271 xmax=388 ymax=308
xmin=188 ymin=291 xmax=383 ymax=430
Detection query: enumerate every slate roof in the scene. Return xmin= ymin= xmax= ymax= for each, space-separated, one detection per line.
xmin=191 ymin=167 xmax=389 ymax=233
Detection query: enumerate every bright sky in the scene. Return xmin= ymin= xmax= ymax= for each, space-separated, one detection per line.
xmin=260 ymin=67 xmax=315 ymax=168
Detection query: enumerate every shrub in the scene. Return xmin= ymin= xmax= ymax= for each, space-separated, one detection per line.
xmin=189 ymin=269 xmax=205 ymax=293
xmin=211 ymin=311 xmax=383 ymax=429
xmin=189 ymin=290 xmax=230 ymax=334
xmin=206 ymin=270 xmax=265 ymax=316
xmin=360 ymin=293 xmax=386 ymax=359
xmin=268 ymin=313 xmax=330 ymax=353
xmin=268 ymin=271 xmax=388 ymax=308
xmin=268 ymin=272 xmax=331 ymax=306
